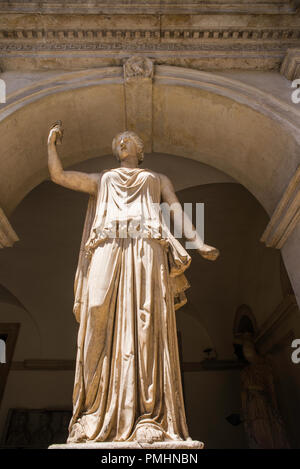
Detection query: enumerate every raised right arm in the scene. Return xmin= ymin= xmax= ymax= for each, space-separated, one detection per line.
xmin=47 ymin=125 xmax=99 ymax=196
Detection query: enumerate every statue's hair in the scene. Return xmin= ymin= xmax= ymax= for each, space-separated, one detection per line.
xmin=112 ymin=131 xmax=144 ymax=165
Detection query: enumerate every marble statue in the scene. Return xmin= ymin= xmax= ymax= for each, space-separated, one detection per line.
xmin=47 ymin=123 xmax=219 ymax=447
xmin=235 ymin=333 xmax=290 ymax=449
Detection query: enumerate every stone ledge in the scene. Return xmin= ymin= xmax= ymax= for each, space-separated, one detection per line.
xmin=0 ymin=1 xmax=297 ymax=15
xmin=49 ymin=440 xmax=204 ymax=449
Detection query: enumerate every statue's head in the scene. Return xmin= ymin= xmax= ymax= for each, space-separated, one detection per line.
xmin=233 ymin=332 xmax=257 ymax=364
xmin=242 ymin=335 xmax=257 ymax=364
xmin=112 ymin=131 xmax=144 ymax=165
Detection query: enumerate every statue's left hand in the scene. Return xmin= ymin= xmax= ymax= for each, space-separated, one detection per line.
xmin=197 ymin=244 xmax=220 ymax=261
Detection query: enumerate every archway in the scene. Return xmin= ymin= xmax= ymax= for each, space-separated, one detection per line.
xmin=0 ymin=66 xmax=299 ymax=304
xmin=0 ymin=66 xmax=300 ymax=447
xmin=0 ymin=151 xmax=296 ymax=447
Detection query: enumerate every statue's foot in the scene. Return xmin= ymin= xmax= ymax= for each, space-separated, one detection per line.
xmin=136 ymin=424 xmax=164 ymax=444
xmin=67 ymin=421 xmax=86 ymax=443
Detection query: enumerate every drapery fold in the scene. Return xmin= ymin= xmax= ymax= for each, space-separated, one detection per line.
xmin=68 ymin=168 xmax=192 ymax=443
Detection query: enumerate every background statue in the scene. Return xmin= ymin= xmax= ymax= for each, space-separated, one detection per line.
xmin=235 ymin=333 xmax=290 ymax=449
xmin=47 ymin=123 xmax=219 ymax=445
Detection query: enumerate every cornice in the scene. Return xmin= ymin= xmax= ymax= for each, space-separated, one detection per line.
xmin=0 ymin=27 xmax=299 ymax=71
xmin=0 ymin=27 xmax=299 ymax=44
xmin=0 ymin=0 xmax=298 ymax=15
xmin=0 ymin=13 xmax=299 ymax=71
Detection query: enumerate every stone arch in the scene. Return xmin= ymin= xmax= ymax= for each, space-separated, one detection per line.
xmin=0 ymin=66 xmax=299 ymax=215
xmin=0 ymin=65 xmax=299 ymax=302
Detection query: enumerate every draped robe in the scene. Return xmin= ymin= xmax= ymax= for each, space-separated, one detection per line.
xmin=68 ymin=167 xmax=192 ymax=443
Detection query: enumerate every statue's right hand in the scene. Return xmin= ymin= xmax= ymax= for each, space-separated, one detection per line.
xmin=48 ymin=120 xmax=64 ymax=145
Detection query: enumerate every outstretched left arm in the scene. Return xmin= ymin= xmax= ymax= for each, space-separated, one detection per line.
xmin=159 ymin=173 xmax=220 ymax=261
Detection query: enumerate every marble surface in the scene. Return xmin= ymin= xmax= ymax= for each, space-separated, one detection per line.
xmin=49 ymin=440 xmax=204 ymax=449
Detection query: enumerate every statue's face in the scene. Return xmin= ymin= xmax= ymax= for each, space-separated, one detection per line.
xmin=116 ymin=135 xmax=137 ymax=161
xmin=242 ymin=340 xmax=256 ymax=363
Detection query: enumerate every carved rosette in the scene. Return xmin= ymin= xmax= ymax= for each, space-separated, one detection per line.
xmin=124 ymin=56 xmax=154 ymax=82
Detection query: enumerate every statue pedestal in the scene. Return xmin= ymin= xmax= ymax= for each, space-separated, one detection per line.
xmin=49 ymin=440 xmax=204 ymax=449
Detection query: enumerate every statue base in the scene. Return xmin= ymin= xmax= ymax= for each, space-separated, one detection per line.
xmin=49 ymin=440 xmax=204 ymax=449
